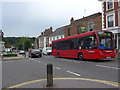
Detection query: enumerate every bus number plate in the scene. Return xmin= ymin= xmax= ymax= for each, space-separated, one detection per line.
xmin=106 ymin=57 xmax=111 ymax=59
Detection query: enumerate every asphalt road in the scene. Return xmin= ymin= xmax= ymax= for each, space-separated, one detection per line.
xmin=2 ymin=55 xmax=119 ymax=88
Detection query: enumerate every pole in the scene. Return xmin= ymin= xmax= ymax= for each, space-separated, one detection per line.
xmin=47 ymin=64 xmax=53 ymax=87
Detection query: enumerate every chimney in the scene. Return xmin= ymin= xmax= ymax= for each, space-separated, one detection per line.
xmin=0 ymin=30 xmax=4 ymax=41
xmin=50 ymin=27 xmax=52 ymax=31
xmin=41 ymin=32 xmax=44 ymax=35
xmin=70 ymin=17 xmax=74 ymax=24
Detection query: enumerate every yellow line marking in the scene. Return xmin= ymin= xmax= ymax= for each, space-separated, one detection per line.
xmin=8 ymin=77 xmax=120 ymax=88
xmin=9 ymin=78 xmax=47 ymax=88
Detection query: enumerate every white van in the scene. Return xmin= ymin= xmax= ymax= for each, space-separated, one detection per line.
xmin=42 ymin=47 xmax=52 ymax=55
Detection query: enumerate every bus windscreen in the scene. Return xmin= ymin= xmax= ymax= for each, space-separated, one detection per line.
xmin=98 ymin=31 xmax=114 ymax=50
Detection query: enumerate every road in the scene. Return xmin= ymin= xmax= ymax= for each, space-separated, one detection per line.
xmin=2 ymin=55 xmax=119 ymax=88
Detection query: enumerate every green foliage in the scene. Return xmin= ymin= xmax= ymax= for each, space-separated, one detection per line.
xmin=3 ymin=53 xmax=17 ymax=57
xmin=3 ymin=37 xmax=36 ymax=51
xmin=18 ymin=38 xmax=32 ymax=51
xmin=24 ymin=39 xmax=32 ymax=51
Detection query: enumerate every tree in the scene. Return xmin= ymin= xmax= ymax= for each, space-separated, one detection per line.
xmin=3 ymin=37 xmax=36 ymax=51
xmin=18 ymin=38 xmax=32 ymax=51
xmin=24 ymin=39 xmax=32 ymax=51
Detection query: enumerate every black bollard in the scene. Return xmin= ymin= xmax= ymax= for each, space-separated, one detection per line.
xmin=47 ymin=64 xmax=53 ymax=87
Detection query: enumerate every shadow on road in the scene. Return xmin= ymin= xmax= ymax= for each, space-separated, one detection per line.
xmin=54 ymin=56 xmax=115 ymax=63
xmin=82 ymin=59 xmax=113 ymax=63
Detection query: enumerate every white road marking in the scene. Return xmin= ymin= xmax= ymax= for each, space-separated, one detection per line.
xmin=96 ymin=65 xmax=119 ymax=70
xmin=55 ymin=67 xmax=60 ymax=70
xmin=67 ymin=70 xmax=80 ymax=76
xmin=111 ymin=67 xmax=119 ymax=70
xmin=29 ymin=58 xmax=41 ymax=63
xmin=31 ymin=59 xmax=35 ymax=61
xmin=96 ymin=65 xmax=111 ymax=68
xmin=38 ymin=61 xmax=41 ymax=63
xmin=3 ymin=61 xmax=14 ymax=63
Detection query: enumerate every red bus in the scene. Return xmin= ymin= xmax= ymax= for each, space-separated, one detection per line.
xmin=52 ymin=30 xmax=116 ymax=60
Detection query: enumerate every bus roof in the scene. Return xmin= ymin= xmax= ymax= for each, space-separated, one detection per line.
xmin=52 ymin=30 xmax=109 ymax=43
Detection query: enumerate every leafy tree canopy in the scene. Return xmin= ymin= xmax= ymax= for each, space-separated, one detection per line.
xmin=3 ymin=37 xmax=36 ymax=51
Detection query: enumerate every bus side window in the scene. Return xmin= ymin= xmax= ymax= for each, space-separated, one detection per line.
xmin=78 ymin=38 xmax=84 ymax=49
xmin=83 ymin=35 xmax=96 ymax=49
xmin=84 ymin=38 xmax=91 ymax=49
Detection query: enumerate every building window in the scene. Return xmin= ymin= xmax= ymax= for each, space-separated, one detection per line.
xmin=88 ymin=22 xmax=94 ymax=32
xmin=57 ymin=36 xmax=59 ymax=40
xmin=107 ymin=0 xmax=114 ymax=10
xmin=107 ymin=14 xmax=114 ymax=27
xmin=68 ymin=28 xmax=70 ymax=36
xmin=78 ymin=26 xmax=86 ymax=34
xmin=81 ymin=27 xmax=86 ymax=33
xmin=61 ymin=36 xmax=63 ymax=39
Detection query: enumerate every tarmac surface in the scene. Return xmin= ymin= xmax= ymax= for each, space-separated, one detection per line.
xmin=2 ymin=54 xmax=119 ymax=89
xmin=1 ymin=51 xmax=120 ymax=61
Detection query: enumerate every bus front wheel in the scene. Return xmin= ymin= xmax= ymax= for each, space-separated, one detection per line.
xmin=78 ymin=53 xmax=84 ymax=60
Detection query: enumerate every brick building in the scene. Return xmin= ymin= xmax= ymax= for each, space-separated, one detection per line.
xmin=37 ymin=13 xmax=102 ymax=49
xmin=99 ymin=0 xmax=120 ymax=51
xmin=46 ymin=12 xmax=102 ymax=47
xmin=64 ymin=12 xmax=102 ymax=37
xmin=37 ymin=27 xmax=53 ymax=49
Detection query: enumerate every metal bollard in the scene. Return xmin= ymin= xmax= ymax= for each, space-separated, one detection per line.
xmin=47 ymin=64 xmax=53 ymax=87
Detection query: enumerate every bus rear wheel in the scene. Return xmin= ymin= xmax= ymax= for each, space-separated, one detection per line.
xmin=78 ymin=53 xmax=84 ymax=60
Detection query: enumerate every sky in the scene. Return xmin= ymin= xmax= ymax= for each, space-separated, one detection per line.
xmin=1 ymin=0 xmax=102 ymax=37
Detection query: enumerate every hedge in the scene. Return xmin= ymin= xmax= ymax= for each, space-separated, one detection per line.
xmin=3 ymin=53 xmax=17 ymax=57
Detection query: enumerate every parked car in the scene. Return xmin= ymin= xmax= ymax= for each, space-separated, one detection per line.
xmin=42 ymin=47 xmax=52 ymax=55
xmin=19 ymin=50 xmax=25 ymax=54
xmin=29 ymin=49 xmax=42 ymax=58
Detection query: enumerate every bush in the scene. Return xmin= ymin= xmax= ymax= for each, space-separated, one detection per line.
xmin=3 ymin=53 xmax=17 ymax=57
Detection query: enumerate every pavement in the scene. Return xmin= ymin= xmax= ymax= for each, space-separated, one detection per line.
xmin=1 ymin=54 xmax=27 ymax=60
xmin=7 ymin=78 xmax=119 ymax=88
